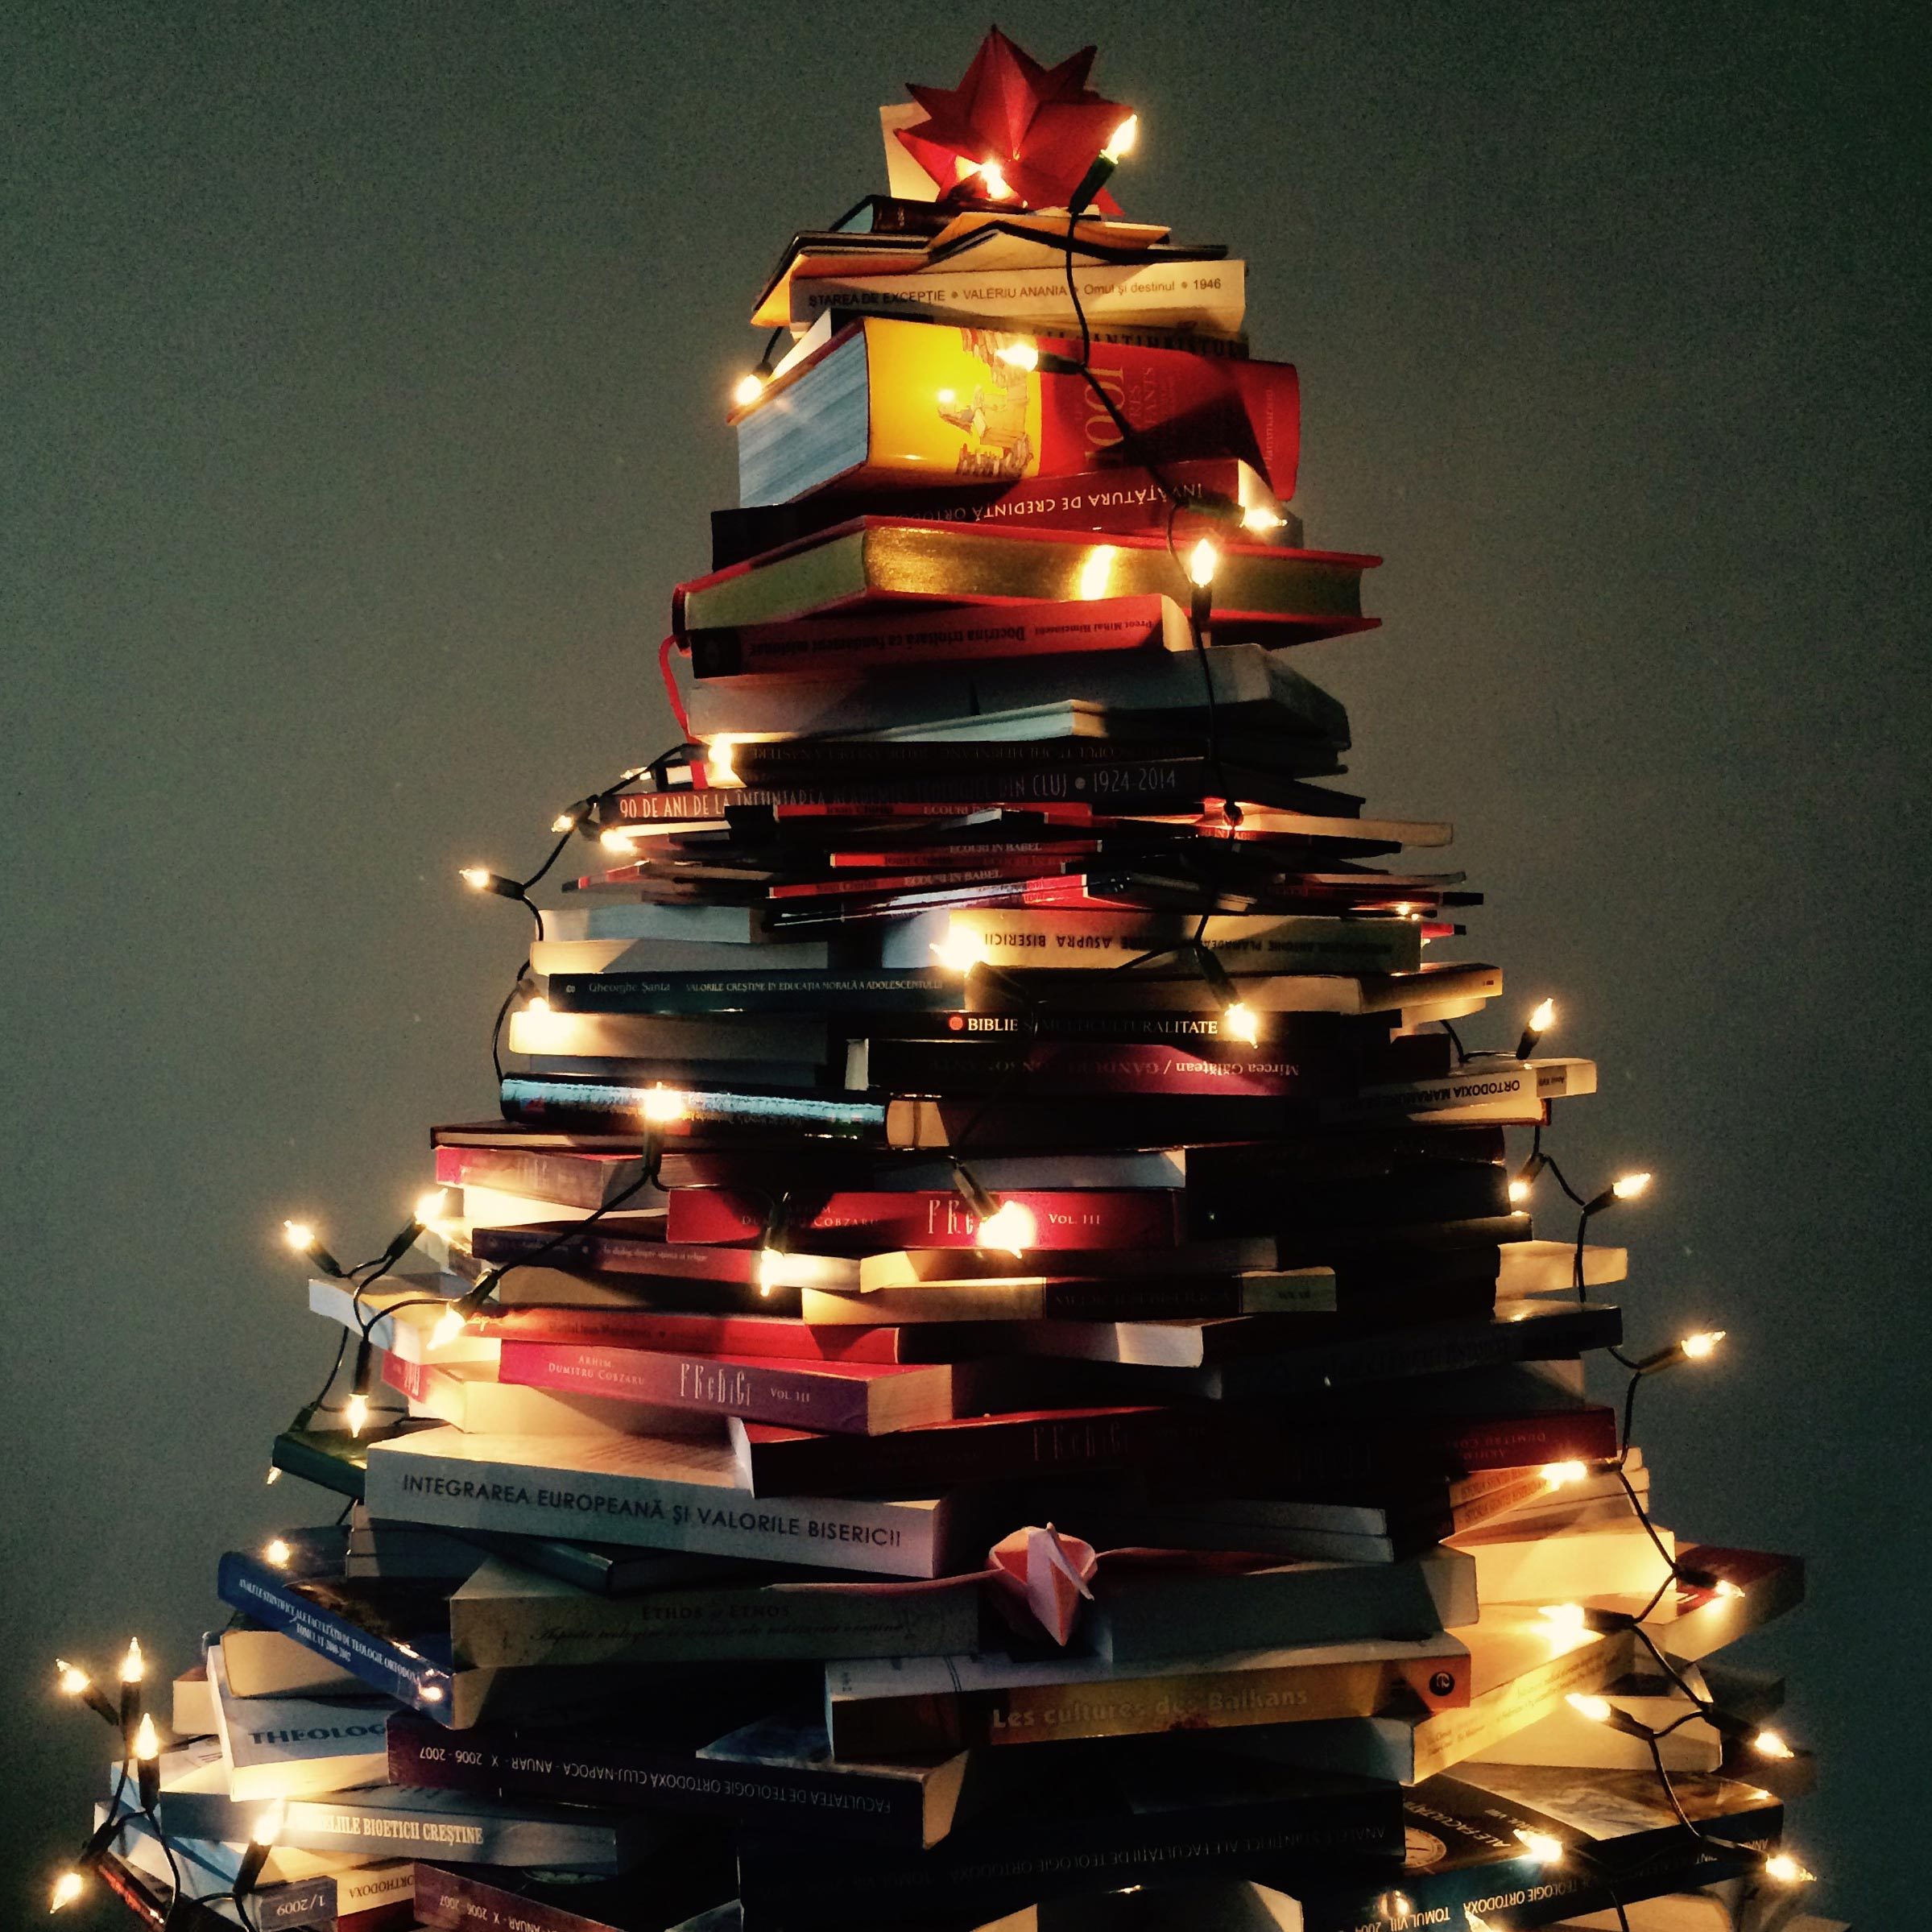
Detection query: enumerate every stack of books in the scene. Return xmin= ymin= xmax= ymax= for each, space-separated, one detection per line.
xmin=56 ymin=31 xmax=1832 ymax=1932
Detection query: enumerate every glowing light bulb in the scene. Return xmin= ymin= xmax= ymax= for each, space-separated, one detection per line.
xmin=1528 ymin=999 xmax=1556 ymax=1033
xmin=733 ymin=371 xmax=767 ymax=408
xmin=263 ymin=1537 xmax=292 ymax=1568
xmin=1566 ymin=1692 xmax=1614 ymax=1723
xmin=641 ymin=1084 xmax=689 ymax=1124
xmin=119 ymin=1639 xmax=144 ymax=1686
xmin=600 ymin=828 xmax=642 ymax=853
xmin=1240 ymin=504 xmax=1286 ymax=532
xmin=1754 ymin=1728 xmax=1795 ymax=1760
xmin=1188 ymin=538 xmax=1219 ymax=588
xmin=757 ymin=1247 xmax=785 ymax=1297
xmin=1222 ymin=1000 xmax=1261 ymax=1045
xmin=50 ymin=1872 xmax=84 ymax=1913
xmin=282 ymin=1221 xmax=316 ymax=1255
xmin=977 ymin=1201 xmax=1036 ymax=1257
xmin=1713 ymin=1578 xmax=1744 ymax=1599
xmin=1075 ymin=544 xmax=1115 ymax=600
xmin=56 ymin=1661 xmax=89 ymax=1698
xmin=706 ymin=736 xmax=741 ymax=785
xmin=418 ymin=1682 xmax=445 ymax=1702
xmin=1508 ymin=1177 xmax=1532 ymax=1205
xmin=253 ymin=1801 xmax=286 ymax=1847
xmin=345 ymin=1392 xmax=370 ymax=1438
xmin=930 ymin=922 xmax=991 ymax=973
xmin=978 ymin=161 xmax=1012 ymax=199
xmin=1540 ymin=1603 xmax=1588 ymax=1635
xmin=414 ymin=1188 xmax=450 ymax=1225
xmin=430 ymin=1306 xmax=467 ymax=1349
xmin=1515 ymin=1830 xmax=1564 ymax=1865
xmin=995 ymin=341 xmax=1040 ymax=372
xmin=550 ymin=810 xmax=579 ymax=834
xmin=1541 ymin=1460 xmax=1587 ymax=1489
xmin=134 ymin=1714 xmax=159 ymax=1760
xmin=458 ymin=867 xmax=491 ymax=892
xmin=1763 ymin=1853 xmax=1814 ymax=1884
xmin=1103 ymin=115 xmax=1139 ymax=163
xmin=1680 ymin=1328 xmax=1725 ymax=1359
xmin=264 ymin=1465 xmax=282 ymax=1485
xmin=1612 ymin=1171 xmax=1652 ymax=1201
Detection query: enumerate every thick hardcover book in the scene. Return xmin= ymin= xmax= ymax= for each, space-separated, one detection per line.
xmin=499 ymin=1076 xmax=885 ymax=1144
xmin=466 ymin=1215 xmax=863 ymax=1290
xmin=473 ymin=1304 xmax=962 ymax=1364
xmin=710 ymin=457 xmax=1294 ymax=568
xmin=666 ymin=1187 xmax=1183 ymax=1252
xmin=1082 ymin=1547 xmax=1477 ymax=1664
xmin=432 ymin=1144 xmax=659 ymax=1210
xmin=134 ymin=1744 xmax=656 ymax=1870
xmin=799 ymin=1269 xmax=1336 ymax=1327
xmin=1661 ymin=1545 xmax=1806 ymax=1660
xmin=541 ymin=968 xmax=962 ymax=1017
xmin=389 ymin=1710 xmax=981 ymax=1851
xmin=409 ymin=1850 xmax=734 ymax=1932
xmin=207 ymin=1640 xmax=395 ymax=1802
xmin=671 ymin=518 xmax=1373 ymax=639
xmin=496 ymin=1339 xmax=970 ymax=1435
xmin=825 ymin=1631 xmax=1471 ymax=1756
xmin=731 ymin=318 xmax=1287 ymax=501
xmin=445 ymin=1554 xmax=982 ymax=1668
xmin=729 ymin=1404 xmax=1196 ymax=1497
xmin=734 ymin=1754 xmax=1400 ymax=1926
xmin=362 ymin=1426 xmax=958 ymax=1577
xmin=687 ymin=594 xmax=1195 ymax=679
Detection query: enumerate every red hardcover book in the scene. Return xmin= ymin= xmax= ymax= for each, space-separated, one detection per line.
xmin=498 ymin=1340 xmax=964 ymax=1436
xmin=665 ymin=1189 xmax=1184 ymax=1252
xmin=686 ymin=594 xmax=1191 ymax=681
xmin=470 ymin=1305 xmax=952 ymax=1363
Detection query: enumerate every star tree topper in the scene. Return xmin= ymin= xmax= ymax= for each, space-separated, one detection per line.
xmin=896 ymin=27 xmax=1134 ymax=213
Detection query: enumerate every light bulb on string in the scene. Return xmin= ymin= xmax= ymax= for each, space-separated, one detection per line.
xmin=705 ymin=736 xmax=742 ymax=786
xmin=976 ymin=1200 xmax=1036 ymax=1258
xmin=134 ymin=1712 xmax=161 ymax=1808
xmin=1582 ymin=1170 xmax=1653 ymax=1217
xmin=263 ymin=1537 xmax=292 ymax=1568
xmin=234 ymin=1800 xmax=287 ymax=1897
xmin=930 ymin=922 xmax=990 ymax=974
xmin=1515 ymin=999 xmax=1557 ymax=1060
xmin=55 ymin=1658 xmax=118 ymax=1726
xmin=1541 ymin=1460 xmax=1588 ymax=1490
xmin=118 ymin=1636 xmax=144 ymax=1744
xmin=1753 ymin=1728 xmax=1796 ymax=1760
xmin=1763 ymin=1852 xmax=1814 ymax=1885
xmin=1068 ymin=112 xmax=1139 ymax=213
xmin=1631 ymin=1328 xmax=1727 ymax=1376
xmin=1187 ymin=538 xmax=1218 ymax=633
xmin=640 ymin=1085 xmax=689 ymax=1126
xmin=282 ymin=1219 xmax=345 ymax=1279
xmin=49 ymin=1872 xmax=85 ymax=1913
xmin=1514 ymin=1830 xmax=1564 ymax=1866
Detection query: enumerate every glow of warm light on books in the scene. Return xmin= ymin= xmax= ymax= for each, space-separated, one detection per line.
xmin=430 ymin=1307 xmax=467 ymax=1349
xmin=1222 ymin=1000 xmax=1261 ymax=1045
xmin=1240 ymin=505 xmax=1285 ymax=532
xmin=1764 ymin=1853 xmax=1814 ymax=1884
xmin=930 ymin=923 xmax=990 ymax=972
xmin=1514 ymin=1830 xmax=1563 ymax=1865
xmin=1680 ymin=1328 xmax=1725 ymax=1359
xmin=1612 ymin=1171 xmax=1652 ymax=1201
xmin=995 ymin=341 xmax=1040 ymax=372
xmin=757 ymin=1247 xmax=784 ymax=1297
xmin=977 ymin=1200 xmax=1036 ymax=1256
xmin=1754 ymin=1729 xmax=1795 ymax=1759
xmin=1566 ymin=1692 xmax=1615 ymax=1723
xmin=706 ymin=736 xmax=742 ymax=785
xmin=345 ymin=1392 xmax=370 ymax=1437
xmin=1075 ymin=545 xmax=1115 ymax=601
xmin=49 ymin=1872 xmax=83 ymax=1913
xmin=118 ymin=1639 xmax=143 ymax=1686
xmin=253 ymin=1801 xmax=286 ymax=1847
xmin=263 ymin=1537 xmax=292 ymax=1568
xmin=1541 ymin=1603 xmax=1587 ymax=1634
xmin=978 ymin=161 xmax=1012 ymax=199
xmin=415 ymin=1188 xmax=451 ymax=1225
xmin=641 ymin=1085 xmax=689 ymax=1124
xmin=1188 ymin=538 xmax=1219 ymax=587
xmin=56 ymin=1661 xmax=89 ymax=1698
xmin=133 ymin=1714 xmax=159 ymax=1761
xmin=732 ymin=371 xmax=767 ymax=407
xmin=1541 ymin=1461 xmax=1587 ymax=1489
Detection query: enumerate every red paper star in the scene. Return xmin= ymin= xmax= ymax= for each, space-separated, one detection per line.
xmin=898 ymin=27 xmax=1132 ymax=213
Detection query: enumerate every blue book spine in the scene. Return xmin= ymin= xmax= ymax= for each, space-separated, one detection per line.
xmin=217 ymin=1552 xmax=459 ymax=1727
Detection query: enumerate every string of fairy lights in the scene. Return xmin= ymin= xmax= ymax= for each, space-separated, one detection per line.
xmin=48 ymin=122 xmax=1814 ymax=1927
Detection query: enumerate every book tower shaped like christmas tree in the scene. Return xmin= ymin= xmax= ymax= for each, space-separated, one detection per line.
xmin=51 ymin=31 xmax=1835 ymax=1932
